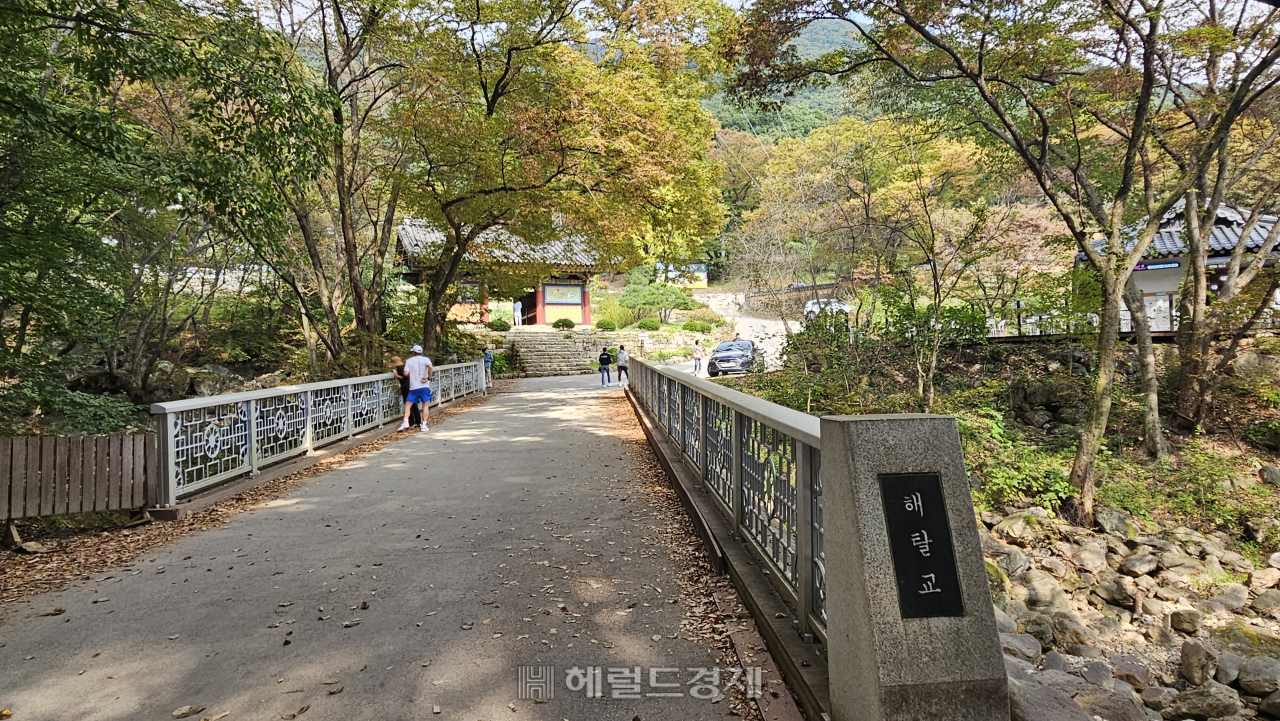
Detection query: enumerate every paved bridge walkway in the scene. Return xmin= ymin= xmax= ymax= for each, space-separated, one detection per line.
xmin=0 ymin=377 xmax=748 ymax=721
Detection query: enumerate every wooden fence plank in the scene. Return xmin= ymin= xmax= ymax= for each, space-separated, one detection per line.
xmin=71 ymin=436 xmax=85 ymax=514
xmin=24 ymin=437 xmax=40 ymax=518
xmin=120 ymin=435 xmax=135 ymax=510
xmin=95 ymin=436 xmax=109 ymax=512
xmin=53 ymin=437 xmax=68 ymax=515
xmin=79 ymin=436 xmax=93 ymax=514
xmin=106 ymin=434 xmax=121 ymax=511
xmin=0 ymin=438 xmax=10 ymax=520
xmin=131 ymin=435 xmax=146 ymax=507
xmin=11 ymin=439 xmax=27 ymax=519
xmin=40 ymin=437 xmax=55 ymax=516
xmin=144 ymin=432 xmax=159 ymax=508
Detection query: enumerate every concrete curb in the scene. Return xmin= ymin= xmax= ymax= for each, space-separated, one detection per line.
xmin=625 ymin=388 xmax=832 ymax=721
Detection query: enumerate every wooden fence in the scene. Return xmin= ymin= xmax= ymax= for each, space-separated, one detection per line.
xmin=1 ymin=433 xmax=157 ymax=521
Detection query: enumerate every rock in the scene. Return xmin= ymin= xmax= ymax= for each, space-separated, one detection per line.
xmin=1259 ymin=689 xmax=1280 ymax=719
xmin=1112 ymin=654 xmax=1153 ymax=690
xmin=190 ymin=364 xmax=244 ymax=397
xmin=1160 ymin=551 xmax=1205 ymax=573
xmin=1091 ymin=693 xmax=1161 ymax=721
xmin=1121 ymin=553 xmax=1160 ymax=577
xmin=1141 ymin=686 xmax=1179 ymax=711
xmin=1015 ymin=569 xmax=1073 ymax=614
xmin=1239 ymin=655 xmax=1280 ymax=696
xmin=1161 ymin=680 xmax=1241 ymax=720
xmin=145 ymin=360 xmax=192 ymax=402
xmin=1216 ymin=652 xmax=1246 ymax=686
xmin=1172 ymin=608 xmax=1206 ymax=634
xmin=1222 ymin=552 xmax=1255 ymax=574
xmin=1006 ymin=654 xmax=1036 ymax=681
xmin=993 ymin=512 xmax=1044 ymax=546
xmin=994 ymin=605 xmax=1018 ymax=634
xmin=1080 ymin=660 xmax=1114 ymax=685
xmin=1025 ymin=408 xmax=1055 ymax=428
xmin=1001 ymin=632 xmax=1043 ymax=662
xmin=1213 ymin=583 xmax=1251 ymax=612
xmin=1035 ymin=668 xmax=1095 ymax=696
xmin=1054 ymin=614 xmax=1100 ymax=647
xmin=1255 ymin=589 xmax=1280 ymax=614
xmin=1252 ymin=569 xmax=1280 ymax=591
xmin=1097 ymin=508 xmax=1141 ymax=539
xmin=1070 ymin=644 xmax=1105 ymax=659
xmin=1261 ymin=465 xmax=1280 ymax=486
xmin=1141 ymin=597 xmax=1165 ymax=617
xmin=1008 ymin=677 xmax=1092 ymax=721
xmin=1145 ymin=625 xmax=1179 ymax=648
xmin=1271 ymin=552 xmax=1280 ymax=570
xmin=1212 ymin=620 xmax=1280 ymax=658
xmin=1075 ymin=540 xmax=1110 ymax=574
xmin=1182 ymin=639 xmax=1221 ymax=686
xmin=979 ymin=510 xmax=1003 ymax=527
xmin=1023 ymin=613 xmax=1055 ymax=650
xmin=999 ymin=548 xmax=1033 ymax=577
xmin=1057 ymin=405 xmax=1085 ymax=425
xmin=1042 ymin=650 xmax=1071 ymax=672
xmin=986 ymin=559 xmax=1011 ymax=604
xmin=1040 ymin=557 xmax=1068 ymax=578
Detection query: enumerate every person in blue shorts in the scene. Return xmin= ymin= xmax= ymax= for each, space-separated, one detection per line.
xmin=399 ymin=345 xmax=434 ymax=432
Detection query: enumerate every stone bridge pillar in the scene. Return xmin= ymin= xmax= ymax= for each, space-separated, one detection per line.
xmin=820 ymin=414 xmax=1008 ymax=721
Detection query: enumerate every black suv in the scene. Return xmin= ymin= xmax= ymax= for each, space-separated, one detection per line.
xmin=707 ymin=340 xmax=757 ymax=377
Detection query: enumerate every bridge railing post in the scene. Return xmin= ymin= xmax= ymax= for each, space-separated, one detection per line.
xmin=820 ymin=414 xmax=1006 ymax=721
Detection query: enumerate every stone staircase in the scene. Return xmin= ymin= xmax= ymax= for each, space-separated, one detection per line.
xmin=508 ymin=329 xmax=594 ymax=377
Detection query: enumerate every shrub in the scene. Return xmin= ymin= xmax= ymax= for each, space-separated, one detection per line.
xmin=552 ymin=318 xmax=575 ymax=329
xmin=595 ymin=318 xmax=617 ymax=331
xmin=651 ymin=349 xmax=675 ymax=361
xmin=490 ymin=353 xmax=509 ymax=374
xmin=689 ymin=307 xmax=725 ymax=326
xmin=487 ymin=318 xmax=511 ymax=332
xmin=682 ymin=320 xmax=713 ymax=333
xmin=637 ymin=317 xmax=661 ymax=331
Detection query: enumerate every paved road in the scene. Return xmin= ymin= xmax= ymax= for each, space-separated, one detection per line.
xmin=697 ymin=291 xmax=796 ymax=369
xmin=0 ymin=377 xmax=740 ymax=721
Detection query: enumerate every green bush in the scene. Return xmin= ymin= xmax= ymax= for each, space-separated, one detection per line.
xmin=486 ymin=318 xmax=511 ymax=332
xmin=689 ymin=307 xmax=725 ymax=326
xmin=552 ymin=318 xmax=575 ymax=329
xmin=682 ymin=320 xmax=713 ymax=333
xmin=1244 ymin=419 xmax=1280 ymax=451
xmin=491 ymin=353 xmax=509 ymax=374
xmin=595 ymin=318 xmax=617 ymax=331
xmin=651 ymin=349 xmax=675 ymax=361
xmin=637 ymin=317 xmax=661 ymax=331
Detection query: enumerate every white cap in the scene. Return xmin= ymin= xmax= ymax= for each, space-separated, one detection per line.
xmin=410 ymin=344 xmax=423 ymax=353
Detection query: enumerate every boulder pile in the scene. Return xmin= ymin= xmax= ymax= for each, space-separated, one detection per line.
xmin=986 ymin=506 xmax=1280 ymax=720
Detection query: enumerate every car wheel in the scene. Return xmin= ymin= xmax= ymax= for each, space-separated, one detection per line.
xmin=709 ymin=370 xmax=719 ymax=377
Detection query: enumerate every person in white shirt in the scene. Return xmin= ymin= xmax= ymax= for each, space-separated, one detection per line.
xmin=399 ymin=344 xmax=434 ymax=432
xmin=616 ymin=345 xmax=629 ymax=384
xmin=513 ymin=300 xmax=523 ymax=326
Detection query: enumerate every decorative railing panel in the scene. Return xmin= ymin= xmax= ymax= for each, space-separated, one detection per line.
xmin=255 ymin=392 xmax=308 ymax=466
xmin=151 ymin=361 xmax=485 ymax=506
xmin=665 ymin=377 xmax=679 ymax=440
xmin=811 ymin=448 xmax=826 ymax=624
xmin=741 ymin=418 xmax=798 ymax=585
xmin=681 ymin=385 xmax=700 ymax=468
xmin=704 ymin=399 xmax=733 ymax=507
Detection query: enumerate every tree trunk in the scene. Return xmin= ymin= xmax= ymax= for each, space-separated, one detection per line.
xmin=1066 ymin=285 xmax=1123 ymax=524
xmin=1174 ymin=190 xmax=1212 ymax=428
xmin=1122 ymin=277 xmax=1169 ymax=461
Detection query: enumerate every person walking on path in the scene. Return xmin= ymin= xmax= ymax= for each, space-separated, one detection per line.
xmin=692 ymin=340 xmax=703 ymax=375
xmin=391 ymin=355 xmax=421 ymax=427
xmin=399 ymin=345 xmax=434 ymax=432
xmin=598 ymin=346 xmax=612 ymax=386
xmin=616 ymin=345 xmax=629 ymax=384
xmin=513 ymin=300 xmax=523 ymax=326
xmin=483 ymin=348 xmax=494 ymax=387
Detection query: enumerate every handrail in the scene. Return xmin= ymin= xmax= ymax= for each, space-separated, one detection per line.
xmin=149 ymin=360 xmax=486 ymax=506
xmin=149 ymin=372 xmax=395 ymax=414
xmin=639 ymin=358 xmax=820 ymax=447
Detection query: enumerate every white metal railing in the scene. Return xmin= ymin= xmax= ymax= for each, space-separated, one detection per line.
xmin=630 ymin=357 xmax=827 ymax=641
xmin=149 ymin=360 xmax=485 ymax=506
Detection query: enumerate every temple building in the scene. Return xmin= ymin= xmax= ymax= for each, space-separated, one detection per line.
xmin=396 ymin=220 xmax=602 ymax=326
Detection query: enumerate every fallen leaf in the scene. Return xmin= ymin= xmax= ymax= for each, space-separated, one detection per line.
xmin=359 ymin=601 xmax=369 ymax=610
xmin=173 ymin=706 xmax=205 ymax=719
xmin=107 ymin=675 xmax=118 ymax=679
xmin=508 ymin=702 xmax=517 ymax=712
xmin=278 ymin=602 xmax=293 ymax=607
xmin=201 ymin=711 xmax=230 ymax=721
xmin=40 ymin=608 xmax=65 ymax=616
xmin=327 ymin=687 xmax=343 ymax=695
xmin=168 ymin=635 xmax=180 ymax=640
xmin=432 ymin=706 xmax=441 ymax=714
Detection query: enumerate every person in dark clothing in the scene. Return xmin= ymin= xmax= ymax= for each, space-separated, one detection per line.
xmin=598 ymin=347 xmax=612 ymax=386
xmin=391 ymin=355 xmax=421 ymax=427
